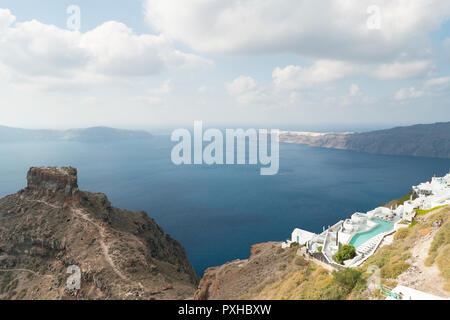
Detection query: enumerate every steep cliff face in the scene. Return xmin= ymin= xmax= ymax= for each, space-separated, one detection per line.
xmin=0 ymin=167 xmax=198 ymax=300
xmin=195 ymin=242 xmax=303 ymax=300
xmin=280 ymin=122 xmax=450 ymax=159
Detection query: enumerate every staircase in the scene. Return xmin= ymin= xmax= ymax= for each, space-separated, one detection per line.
xmin=356 ymin=233 xmax=385 ymax=256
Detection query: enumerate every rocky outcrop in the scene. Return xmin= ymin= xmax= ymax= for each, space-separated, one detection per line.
xmin=0 ymin=167 xmax=198 ymax=300
xmin=26 ymin=167 xmax=79 ymax=196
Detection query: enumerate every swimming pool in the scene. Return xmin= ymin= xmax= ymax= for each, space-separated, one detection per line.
xmin=349 ymin=219 xmax=394 ymax=248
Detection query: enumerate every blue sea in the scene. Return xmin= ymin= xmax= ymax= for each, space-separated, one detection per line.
xmin=0 ymin=136 xmax=449 ymax=274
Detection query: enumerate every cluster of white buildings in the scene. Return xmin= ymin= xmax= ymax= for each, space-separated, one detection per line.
xmin=283 ymin=172 xmax=450 ymax=268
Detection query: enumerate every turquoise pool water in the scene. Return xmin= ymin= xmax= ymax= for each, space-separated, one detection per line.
xmin=349 ymin=219 xmax=394 ymax=248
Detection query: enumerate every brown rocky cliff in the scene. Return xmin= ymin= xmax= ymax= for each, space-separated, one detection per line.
xmin=0 ymin=167 xmax=198 ymax=300
xmin=26 ymin=167 xmax=79 ymax=196
xmin=194 ymin=242 xmax=305 ymax=300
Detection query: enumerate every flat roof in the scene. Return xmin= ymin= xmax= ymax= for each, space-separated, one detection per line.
xmin=387 ymin=285 xmax=448 ymax=300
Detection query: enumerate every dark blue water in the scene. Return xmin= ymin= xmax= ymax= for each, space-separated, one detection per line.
xmin=0 ymin=136 xmax=449 ymax=274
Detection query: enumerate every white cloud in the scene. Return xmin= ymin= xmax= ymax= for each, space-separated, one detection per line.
xmin=0 ymin=9 xmax=211 ymax=82
xmin=197 ymin=86 xmax=208 ymax=94
xmin=425 ymin=76 xmax=450 ymax=87
xmin=272 ymin=60 xmax=356 ymax=91
xmin=272 ymin=60 xmax=430 ymax=91
xmin=394 ymin=87 xmax=424 ymax=100
xmin=323 ymin=83 xmax=374 ymax=107
xmin=144 ymin=0 xmax=450 ymax=62
xmin=0 ymin=8 xmax=15 ymax=29
xmin=371 ymin=61 xmax=431 ymax=80
xmin=226 ymin=76 xmax=269 ymax=105
xmin=226 ymin=76 xmax=257 ymax=95
xmin=349 ymin=84 xmax=361 ymax=96
xmin=135 ymin=79 xmax=173 ymax=105
xmin=149 ymin=79 xmax=172 ymax=94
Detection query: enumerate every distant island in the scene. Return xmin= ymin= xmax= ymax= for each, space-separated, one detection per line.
xmin=280 ymin=122 xmax=450 ymax=159
xmin=0 ymin=125 xmax=152 ymax=143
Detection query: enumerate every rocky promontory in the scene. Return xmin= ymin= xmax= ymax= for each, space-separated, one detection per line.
xmin=0 ymin=167 xmax=198 ymax=300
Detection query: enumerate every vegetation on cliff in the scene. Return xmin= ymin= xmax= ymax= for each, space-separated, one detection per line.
xmin=333 ymin=245 xmax=356 ymax=265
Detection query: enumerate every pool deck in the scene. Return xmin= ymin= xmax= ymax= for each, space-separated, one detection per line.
xmin=349 ymin=219 xmax=395 ymax=248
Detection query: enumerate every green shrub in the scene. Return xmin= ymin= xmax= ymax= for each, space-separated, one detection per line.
xmin=415 ymin=205 xmax=448 ymax=216
xmin=332 ymin=268 xmax=363 ymax=292
xmin=320 ymin=284 xmax=348 ymax=300
xmin=381 ymin=261 xmax=410 ymax=279
xmin=318 ymin=269 xmax=365 ymax=300
xmin=409 ymin=221 xmax=419 ymax=228
xmin=333 ymin=245 xmax=356 ymax=265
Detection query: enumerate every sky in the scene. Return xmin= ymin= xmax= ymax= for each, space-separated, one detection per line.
xmin=0 ymin=0 xmax=450 ymax=132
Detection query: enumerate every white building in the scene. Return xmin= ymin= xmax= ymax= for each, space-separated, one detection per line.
xmin=386 ymin=285 xmax=447 ymax=300
xmin=367 ymin=207 xmax=396 ymax=220
xmin=412 ymin=173 xmax=450 ymax=210
xmin=413 ymin=182 xmax=433 ymax=196
xmin=288 ymin=172 xmax=450 ymax=266
xmin=291 ymin=228 xmax=316 ymax=245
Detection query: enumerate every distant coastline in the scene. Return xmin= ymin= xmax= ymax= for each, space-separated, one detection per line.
xmin=0 ymin=125 xmax=152 ymax=142
xmin=280 ymin=121 xmax=450 ymax=159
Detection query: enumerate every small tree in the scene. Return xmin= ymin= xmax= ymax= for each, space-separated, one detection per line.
xmin=333 ymin=244 xmax=356 ymax=265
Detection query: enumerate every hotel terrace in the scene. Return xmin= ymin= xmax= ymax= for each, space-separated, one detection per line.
xmin=283 ymin=172 xmax=450 ymax=268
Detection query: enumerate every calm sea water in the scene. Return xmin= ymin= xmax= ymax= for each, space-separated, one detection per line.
xmin=0 ymin=136 xmax=449 ymax=274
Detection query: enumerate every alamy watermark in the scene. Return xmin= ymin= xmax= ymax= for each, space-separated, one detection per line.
xmin=67 ymin=5 xmax=81 ymax=31
xmin=66 ymin=265 xmax=81 ymax=290
xmin=367 ymin=5 xmax=381 ymax=30
xmin=171 ymin=121 xmax=280 ymax=176
xmin=366 ymin=265 xmax=381 ymax=291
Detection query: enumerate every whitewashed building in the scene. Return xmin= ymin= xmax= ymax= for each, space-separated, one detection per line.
xmin=285 ymin=172 xmax=450 ymax=266
xmin=291 ymin=228 xmax=316 ymax=245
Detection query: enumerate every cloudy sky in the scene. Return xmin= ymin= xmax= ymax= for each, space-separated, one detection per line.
xmin=0 ymin=0 xmax=450 ymax=131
